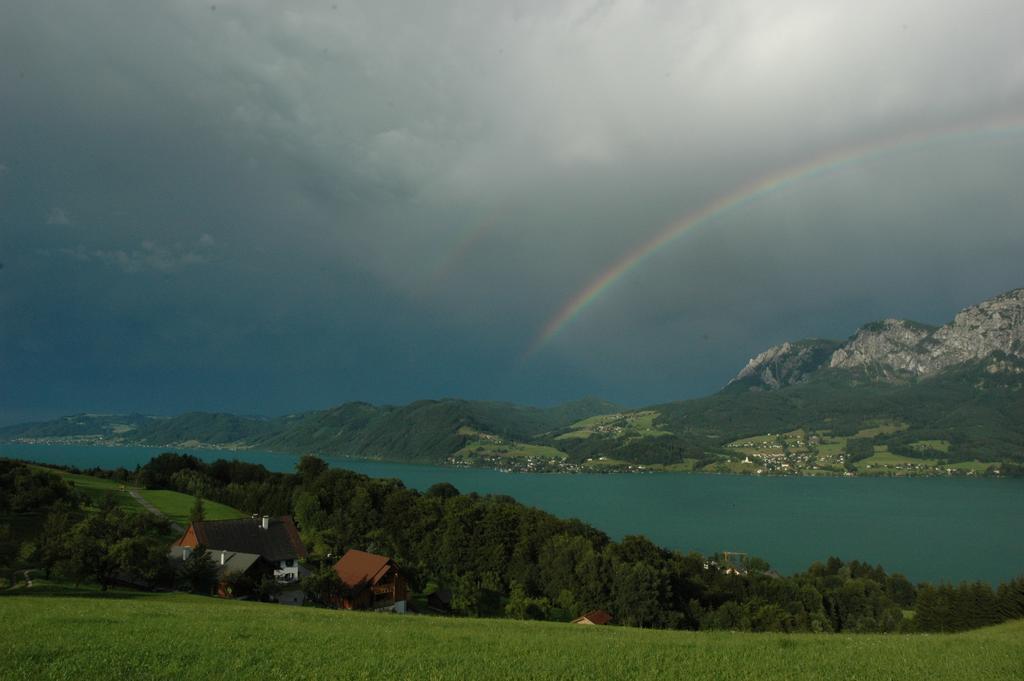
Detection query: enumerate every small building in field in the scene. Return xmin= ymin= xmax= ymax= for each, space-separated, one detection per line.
xmin=172 ymin=514 xmax=309 ymax=604
xmin=572 ymin=610 xmax=613 ymax=625
xmin=427 ymin=588 xmax=452 ymax=614
xmin=333 ymin=549 xmax=408 ymax=613
xmin=169 ymin=545 xmax=265 ymax=597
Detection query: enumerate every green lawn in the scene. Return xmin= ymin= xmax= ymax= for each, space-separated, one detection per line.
xmin=1 ymin=586 xmax=1021 ymax=680
xmin=725 ymin=433 xmax=780 ymax=447
xmin=856 ymin=450 xmax=937 ymax=469
xmin=945 ymin=460 xmax=992 ymax=473
xmin=455 ymin=442 xmax=567 ymax=460
xmin=134 ymin=490 xmax=246 ymax=527
xmin=554 ymin=429 xmax=594 ymax=440
xmin=562 ymin=411 xmax=671 ymax=440
xmin=33 ymin=467 xmax=139 ymax=512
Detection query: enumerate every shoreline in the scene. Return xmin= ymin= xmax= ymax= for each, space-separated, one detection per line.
xmin=2 ymin=437 xmax=1015 ymax=480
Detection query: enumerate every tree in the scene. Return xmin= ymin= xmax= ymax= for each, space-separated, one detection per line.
xmin=32 ymin=502 xmax=76 ymax=578
xmin=178 ymin=546 xmax=218 ymax=594
xmin=222 ymin=570 xmax=256 ymax=599
xmin=297 ymin=455 xmax=329 ymax=482
xmin=612 ymin=561 xmax=665 ymax=628
xmin=426 ymin=482 xmax=460 ymax=499
xmin=255 ymin=574 xmax=284 ymax=602
xmin=189 ymin=496 xmax=206 ymax=524
xmin=0 ymin=461 xmax=77 ymax=513
xmin=505 ymin=582 xmax=550 ymax=620
xmin=109 ymin=534 xmax=171 ymax=587
xmin=56 ymin=498 xmax=170 ymax=590
xmin=138 ymin=452 xmax=203 ymax=489
xmin=300 ymin=565 xmax=344 ymax=607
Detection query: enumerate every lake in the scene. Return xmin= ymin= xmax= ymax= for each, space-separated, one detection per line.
xmin=4 ymin=443 xmax=1022 ymax=584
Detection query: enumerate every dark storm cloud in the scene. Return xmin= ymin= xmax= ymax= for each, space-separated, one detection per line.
xmin=2 ymin=1 xmax=1023 ymax=420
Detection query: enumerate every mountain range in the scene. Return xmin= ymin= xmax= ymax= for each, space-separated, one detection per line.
xmin=4 ymin=288 xmax=1022 ymax=470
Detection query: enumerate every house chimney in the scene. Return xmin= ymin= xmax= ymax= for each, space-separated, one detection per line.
xmin=182 ymin=547 xmax=192 ymax=561
xmin=221 ymin=550 xmax=227 ymax=565
xmin=261 ymin=515 xmax=270 ymax=530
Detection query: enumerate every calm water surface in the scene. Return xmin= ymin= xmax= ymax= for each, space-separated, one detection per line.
xmin=5 ymin=443 xmax=1022 ymax=584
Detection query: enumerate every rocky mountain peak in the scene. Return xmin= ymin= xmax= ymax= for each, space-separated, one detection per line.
xmin=731 ymin=339 xmax=842 ymax=389
xmin=828 ymin=319 xmax=937 ymax=377
xmin=732 ymin=287 xmax=1024 ymax=388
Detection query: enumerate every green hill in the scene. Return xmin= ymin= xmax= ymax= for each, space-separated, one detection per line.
xmin=1 ymin=586 xmax=1021 ymax=681
xmin=133 ymin=412 xmax=278 ymax=446
xmin=652 ymin=356 xmax=1024 ymax=462
xmin=0 ymin=413 xmax=151 ymax=440
xmin=1 ymin=398 xmax=626 ymax=466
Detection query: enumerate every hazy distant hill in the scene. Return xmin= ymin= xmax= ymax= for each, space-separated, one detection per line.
xmin=0 ymin=397 xmax=626 ymax=464
xmin=4 ymin=289 xmax=1022 ymax=469
xmin=0 ymin=413 xmax=152 ymax=440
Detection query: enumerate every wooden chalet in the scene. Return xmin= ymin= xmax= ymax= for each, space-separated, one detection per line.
xmin=572 ymin=610 xmax=613 ymax=625
xmin=333 ymin=549 xmax=408 ymax=613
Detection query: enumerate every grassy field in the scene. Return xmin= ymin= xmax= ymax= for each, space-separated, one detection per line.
xmin=454 ymin=442 xmax=567 ymax=460
xmin=945 ymin=460 xmax=992 ymax=473
xmin=853 ymin=421 xmax=909 ymax=438
xmin=27 ymin=466 xmax=244 ymax=528
xmin=1 ymin=586 xmax=1022 ymax=681
xmin=856 ymin=449 xmax=935 ymax=467
xmin=35 ymin=467 xmax=139 ymax=510
xmin=559 ymin=411 xmax=672 ymax=441
xmin=133 ymin=490 xmax=245 ymax=526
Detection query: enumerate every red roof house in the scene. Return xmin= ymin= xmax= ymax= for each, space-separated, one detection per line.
xmin=572 ymin=610 xmax=613 ymax=625
xmin=333 ymin=549 xmax=408 ymax=612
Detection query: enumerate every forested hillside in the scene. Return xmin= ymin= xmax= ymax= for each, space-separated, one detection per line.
xmin=5 ymin=454 xmax=1023 ymax=635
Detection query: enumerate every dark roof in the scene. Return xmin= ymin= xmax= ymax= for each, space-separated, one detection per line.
xmin=576 ymin=610 xmax=613 ymax=625
xmin=427 ymin=589 xmax=452 ymax=612
xmin=168 ymin=545 xmax=262 ymax=577
xmin=334 ymin=549 xmax=395 ymax=591
xmin=179 ymin=516 xmax=307 ymax=561
xmin=428 ymin=589 xmax=452 ymax=605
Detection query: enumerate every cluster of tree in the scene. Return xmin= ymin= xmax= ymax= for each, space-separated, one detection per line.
xmin=124 ymin=453 xmax=1022 ymax=633
xmin=842 ymin=438 xmax=875 ymax=467
xmin=24 ymin=496 xmax=174 ymax=590
xmin=0 ymin=459 xmax=79 ymax=513
xmin=1 ymin=461 xmax=82 ymax=580
xmin=1 ymin=460 xmax=217 ymax=593
xmin=914 ymin=579 xmax=1024 ymax=632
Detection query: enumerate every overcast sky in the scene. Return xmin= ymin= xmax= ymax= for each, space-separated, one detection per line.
xmin=2 ymin=1 xmax=1023 ymax=423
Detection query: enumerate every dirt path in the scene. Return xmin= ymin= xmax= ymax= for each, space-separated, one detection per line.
xmin=129 ymin=490 xmax=185 ymax=534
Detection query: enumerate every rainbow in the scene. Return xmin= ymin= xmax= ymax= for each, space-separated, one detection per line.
xmin=427 ymin=214 xmax=500 ymax=287
xmin=524 ymin=115 xmax=1024 ymax=359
